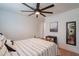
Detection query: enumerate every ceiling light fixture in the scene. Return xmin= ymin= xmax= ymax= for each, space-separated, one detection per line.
xmin=35 ymin=11 xmax=40 ymax=15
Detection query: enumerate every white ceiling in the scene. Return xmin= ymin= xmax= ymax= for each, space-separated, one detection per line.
xmin=0 ymin=3 xmax=79 ymax=18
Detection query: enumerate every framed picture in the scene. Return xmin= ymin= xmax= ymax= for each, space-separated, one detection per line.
xmin=66 ymin=21 xmax=76 ymax=46
xmin=50 ymin=22 xmax=58 ymax=32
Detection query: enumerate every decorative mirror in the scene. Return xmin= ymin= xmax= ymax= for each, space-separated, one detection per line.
xmin=66 ymin=21 xmax=76 ymax=46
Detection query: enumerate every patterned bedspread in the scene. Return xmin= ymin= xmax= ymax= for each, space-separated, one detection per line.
xmin=4 ymin=38 xmax=58 ymax=56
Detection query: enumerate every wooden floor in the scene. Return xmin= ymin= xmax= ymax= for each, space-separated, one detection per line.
xmin=58 ymin=48 xmax=79 ymax=56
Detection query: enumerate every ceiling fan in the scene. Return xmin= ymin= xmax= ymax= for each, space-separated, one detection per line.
xmin=21 ymin=3 xmax=54 ymax=18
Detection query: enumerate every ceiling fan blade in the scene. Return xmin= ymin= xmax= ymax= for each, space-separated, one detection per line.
xmin=28 ymin=13 xmax=35 ymax=16
xmin=41 ymin=11 xmax=53 ymax=14
xmin=21 ymin=10 xmax=34 ymax=12
xmin=41 ymin=4 xmax=54 ymax=10
xmin=40 ymin=13 xmax=46 ymax=17
xmin=36 ymin=3 xmax=40 ymax=10
xmin=22 ymin=3 xmax=35 ymax=10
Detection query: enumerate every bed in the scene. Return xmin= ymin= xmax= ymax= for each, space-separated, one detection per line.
xmin=0 ymin=34 xmax=58 ymax=56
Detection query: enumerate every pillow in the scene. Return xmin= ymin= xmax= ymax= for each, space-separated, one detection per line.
xmin=0 ymin=34 xmax=14 ymax=56
xmin=4 ymin=40 xmax=16 ymax=52
xmin=0 ymin=41 xmax=2 ymax=47
xmin=46 ymin=37 xmax=51 ymax=41
xmin=51 ymin=38 xmax=54 ymax=41
xmin=0 ymin=35 xmax=7 ymax=52
xmin=4 ymin=43 xmax=16 ymax=52
xmin=5 ymin=39 xmax=12 ymax=46
xmin=0 ymin=41 xmax=7 ymax=56
xmin=0 ymin=34 xmax=7 ymax=44
xmin=0 ymin=35 xmax=5 ymax=40
xmin=0 ymin=35 xmax=7 ymax=56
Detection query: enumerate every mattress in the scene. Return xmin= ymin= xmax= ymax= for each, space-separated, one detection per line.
xmin=4 ymin=38 xmax=58 ymax=56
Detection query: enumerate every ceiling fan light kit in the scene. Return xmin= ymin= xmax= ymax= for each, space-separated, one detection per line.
xmin=22 ymin=3 xmax=54 ymax=18
xmin=35 ymin=11 xmax=40 ymax=15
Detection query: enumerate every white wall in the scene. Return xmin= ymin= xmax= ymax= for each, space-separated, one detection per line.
xmin=38 ymin=22 xmax=44 ymax=38
xmin=37 ymin=18 xmax=45 ymax=38
xmin=44 ymin=8 xmax=79 ymax=54
xmin=0 ymin=10 xmax=40 ymax=40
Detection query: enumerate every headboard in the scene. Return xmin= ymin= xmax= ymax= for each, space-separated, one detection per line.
xmin=45 ymin=36 xmax=57 ymax=44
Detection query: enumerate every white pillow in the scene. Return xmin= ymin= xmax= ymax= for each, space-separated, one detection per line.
xmin=51 ymin=38 xmax=54 ymax=41
xmin=0 ymin=35 xmax=6 ymax=44
xmin=0 ymin=35 xmax=5 ymax=51
xmin=0 ymin=41 xmax=2 ymax=48
xmin=0 ymin=35 xmax=5 ymax=40
xmin=0 ymin=35 xmax=9 ymax=56
xmin=47 ymin=37 xmax=51 ymax=40
xmin=6 ymin=39 xmax=12 ymax=46
xmin=0 ymin=41 xmax=7 ymax=56
xmin=5 ymin=39 xmax=15 ymax=50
